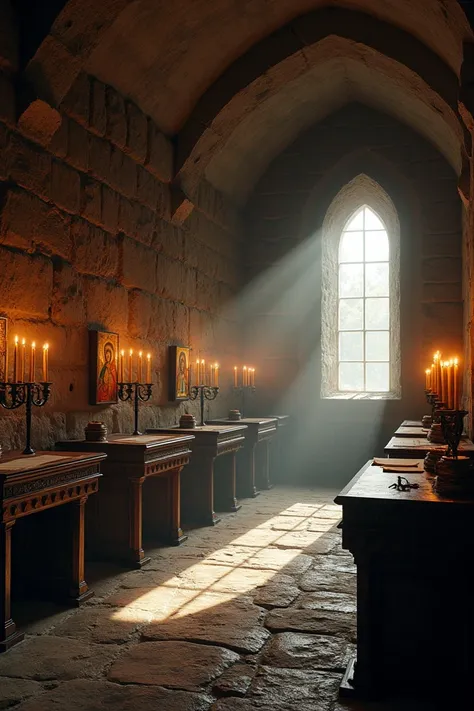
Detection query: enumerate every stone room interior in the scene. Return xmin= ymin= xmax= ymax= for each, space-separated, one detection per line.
xmin=0 ymin=0 xmax=474 ymax=709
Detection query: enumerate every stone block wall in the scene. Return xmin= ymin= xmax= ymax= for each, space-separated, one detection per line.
xmin=244 ymin=103 xmax=463 ymax=485
xmin=0 ymin=72 xmax=243 ymax=451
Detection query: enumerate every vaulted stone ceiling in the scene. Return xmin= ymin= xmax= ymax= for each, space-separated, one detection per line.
xmin=26 ymin=0 xmax=474 ymax=204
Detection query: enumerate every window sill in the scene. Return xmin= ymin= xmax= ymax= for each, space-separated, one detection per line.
xmin=322 ymin=392 xmax=401 ymax=400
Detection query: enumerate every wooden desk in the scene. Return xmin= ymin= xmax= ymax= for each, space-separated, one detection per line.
xmin=147 ymin=425 xmax=247 ymax=527
xmin=269 ymin=415 xmax=290 ymax=484
xmin=208 ymin=417 xmax=278 ymax=497
xmin=56 ymin=433 xmax=193 ymax=568
xmin=335 ymin=460 xmax=474 ymax=702
xmin=1 ymin=450 xmax=104 ymax=652
xmin=384 ymin=435 xmax=474 ymax=458
xmin=393 ymin=424 xmax=428 ymax=437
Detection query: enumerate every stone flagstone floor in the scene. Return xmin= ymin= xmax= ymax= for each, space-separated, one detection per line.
xmin=0 ymin=486 xmax=437 ymax=710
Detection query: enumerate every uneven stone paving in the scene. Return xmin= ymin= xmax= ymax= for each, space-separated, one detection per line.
xmin=0 ymin=486 xmax=430 ymax=710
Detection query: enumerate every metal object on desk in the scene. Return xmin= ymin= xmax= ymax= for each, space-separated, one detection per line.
xmin=0 ymin=381 xmax=52 ymax=455
xmin=189 ymin=384 xmax=219 ymax=426
xmin=118 ymin=381 xmax=153 ymax=435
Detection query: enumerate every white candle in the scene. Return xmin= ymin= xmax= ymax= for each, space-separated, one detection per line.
xmin=29 ymin=342 xmax=36 ymax=382
xmin=42 ymin=343 xmax=49 ymax=381
xmin=129 ymin=349 xmax=133 ymax=382
xmin=120 ymin=350 xmax=124 ymax=382
xmin=215 ymin=363 xmax=219 ymax=387
xmin=20 ymin=338 xmax=26 ymax=382
xmin=138 ymin=351 xmax=143 ymax=383
xmin=146 ymin=353 xmax=151 ymax=383
xmin=13 ymin=336 xmax=18 ymax=382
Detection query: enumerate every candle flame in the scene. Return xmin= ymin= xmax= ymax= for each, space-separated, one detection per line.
xmin=243 ymin=365 xmax=247 ymax=370
xmin=14 ymin=335 xmax=18 ymax=345
xmin=214 ymin=362 xmax=218 ymax=368
xmin=129 ymin=349 xmax=133 ymax=356
xmin=425 ymin=369 xmax=430 ymax=375
xmin=43 ymin=343 xmax=49 ymax=350
xmin=21 ymin=338 xmax=25 ymax=346
xmin=147 ymin=353 xmax=151 ymax=360
xmin=32 ymin=341 xmax=36 ymax=348
xmin=121 ymin=350 xmax=125 ymax=356
xmin=139 ymin=351 xmax=143 ymax=357
xmin=454 ymin=357 xmax=459 ymax=366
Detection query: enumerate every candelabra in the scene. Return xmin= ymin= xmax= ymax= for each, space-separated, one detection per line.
xmin=233 ymin=384 xmax=255 ymax=418
xmin=118 ymin=382 xmax=153 ymax=435
xmin=0 ymin=381 xmax=52 ymax=455
xmin=189 ymin=385 xmax=219 ymax=426
xmin=434 ymin=410 xmax=472 ymax=495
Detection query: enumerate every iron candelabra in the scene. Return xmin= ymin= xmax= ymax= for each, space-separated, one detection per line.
xmin=0 ymin=381 xmax=52 ymax=455
xmin=233 ymin=385 xmax=256 ymax=418
xmin=118 ymin=382 xmax=153 ymax=435
xmin=189 ymin=385 xmax=219 ymax=426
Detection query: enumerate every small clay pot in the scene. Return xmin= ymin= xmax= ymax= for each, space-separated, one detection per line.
xmin=422 ymin=415 xmax=432 ymax=429
xmin=427 ymin=422 xmax=445 ymax=444
xmin=85 ymin=421 xmax=108 ymax=442
xmin=179 ymin=413 xmax=196 ymax=429
xmin=228 ymin=409 xmax=242 ymax=421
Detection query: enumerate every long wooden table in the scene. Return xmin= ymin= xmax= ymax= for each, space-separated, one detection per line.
xmin=147 ymin=425 xmax=247 ymax=526
xmin=208 ymin=417 xmax=278 ymax=497
xmin=56 ymin=433 xmax=193 ymax=568
xmin=1 ymin=450 xmax=104 ymax=652
xmin=336 ymin=459 xmax=474 ymax=702
xmin=384 ymin=435 xmax=474 ymax=458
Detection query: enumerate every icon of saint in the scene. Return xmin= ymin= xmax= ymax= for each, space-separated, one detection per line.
xmin=176 ymin=351 xmax=188 ymax=397
xmin=97 ymin=341 xmax=117 ymax=402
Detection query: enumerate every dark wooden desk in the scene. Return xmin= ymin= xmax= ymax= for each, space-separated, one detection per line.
xmin=208 ymin=417 xmax=278 ymax=497
xmin=56 ymin=433 xmax=193 ymax=568
xmin=1 ymin=450 xmax=104 ymax=652
xmin=147 ymin=425 xmax=247 ymax=527
xmin=336 ymin=460 xmax=474 ymax=702
xmin=269 ymin=415 xmax=290 ymax=484
xmin=393 ymin=424 xmax=427 ymax=437
xmin=384 ymin=435 xmax=474 ymax=458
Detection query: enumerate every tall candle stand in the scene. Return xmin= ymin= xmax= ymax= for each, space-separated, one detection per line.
xmin=233 ymin=384 xmax=255 ymax=418
xmin=118 ymin=382 xmax=153 ymax=436
xmin=189 ymin=384 xmax=219 ymax=426
xmin=0 ymin=381 xmax=52 ymax=455
xmin=435 ymin=410 xmax=472 ymax=495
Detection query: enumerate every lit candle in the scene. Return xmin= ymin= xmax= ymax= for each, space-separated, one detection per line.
xmin=129 ymin=349 xmax=133 ymax=382
xmin=201 ymin=359 xmax=205 ymax=385
xmin=19 ymin=338 xmax=26 ymax=382
xmin=454 ymin=357 xmax=459 ymax=409
xmin=447 ymin=359 xmax=453 ymax=408
xmin=425 ymin=368 xmax=430 ymax=391
xmin=42 ymin=343 xmax=49 ymax=382
xmin=440 ymin=361 xmax=445 ymax=404
xmin=214 ymin=363 xmax=219 ymax=387
xmin=138 ymin=351 xmax=143 ymax=383
xmin=210 ymin=363 xmax=214 ymax=386
xmin=188 ymin=361 xmax=192 ymax=389
xmin=243 ymin=366 xmax=247 ymax=387
xmin=234 ymin=366 xmax=238 ymax=388
xmin=13 ymin=336 xmax=18 ymax=382
xmin=146 ymin=353 xmax=151 ymax=383
xmin=253 ymin=368 xmax=256 ymax=387
xmin=120 ymin=350 xmax=124 ymax=383
xmin=29 ymin=342 xmax=36 ymax=382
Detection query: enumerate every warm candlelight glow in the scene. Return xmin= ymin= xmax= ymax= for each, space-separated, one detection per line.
xmin=243 ymin=365 xmax=247 ymax=387
xmin=234 ymin=366 xmax=238 ymax=388
xmin=13 ymin=335 xmax=18 ymax=382
xmin=120 ymin=350 xmax=124 ymax=383
xmin=29 ymin=342 xmax=36 ymax=383
xmin=138 ymin=351 xmax=143 ymax=383
xmin=20 ymin=338 xmax=26 ymax=382
xmin=129 ymin=349 xmax=133 ymax=382
xmin=214 ymin=363 xmax=219 ymax=387
xmin=454 ymin=357 xmax=459 ymax=410
xmin=146 ymin=353 xmax=151 ymax=383
xmin=201 ymin=359 xmax=205 ymax=385
xmin=42 ymin=343 xmax=49 ymax=382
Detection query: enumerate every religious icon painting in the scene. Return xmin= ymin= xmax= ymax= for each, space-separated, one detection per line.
xmin=0 ymin=317 xmax=7 ymax=382
xmin=169 ymin=345 xmax=190 ymax=401
xmin=89 ymin=329 xmax=119 ymax=405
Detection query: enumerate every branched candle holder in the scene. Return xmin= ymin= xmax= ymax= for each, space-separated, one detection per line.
xmin=434 ymin=410 xmax=471 ymax=494
xmin=439 ymin=410 xmax=467 ymax=460
xmin=118 ymin=382 xmax=153 ymax=435
xmin=189 ymin=385 xmax=219 ymax=426
xmin=0 ymin=381 xmax=52 ymax=455
xmin=233 ymin=385 xmax=256 ymax=418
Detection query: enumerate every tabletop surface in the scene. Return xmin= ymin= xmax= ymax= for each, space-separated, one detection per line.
xmin=335 ymin=459 xmax=474 ymax=507
xmin=147 ymin=425 xmax=248 ymax=435
xmin=57 ymin=432 xmax=195 ymax=449
xmin=209 ymin=417 xmax=278 ymax=426
xmin=0 ymin=450 xmax=106 ymax=478
xmin=385 ymin=436 xmax=474 ymax=452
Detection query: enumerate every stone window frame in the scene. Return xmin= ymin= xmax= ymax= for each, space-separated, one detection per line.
xmin=321 ymin=174 xmax=401 ymax=400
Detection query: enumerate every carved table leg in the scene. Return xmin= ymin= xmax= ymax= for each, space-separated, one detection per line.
xmin=181 ymin=458 xmax=221 ymax=527
xmin=129 ymin=477 xmax=151 ymax=568
xmin=215 ymin=453 xmax=241 ymax=512
xmin=237 ymin=444 xmax=259 ymax=499
xmin=169 ymin=467 xmax=188 ymax=545
xmin=0 ymin=521 xmax=24 ymax=651
xmin=70 ymin=496 xmax=94 ymax=605
xmin=257 ymin=440 xmax=272 ymax=490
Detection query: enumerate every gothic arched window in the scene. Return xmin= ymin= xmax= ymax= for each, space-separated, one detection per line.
xmin=321 ymin=176 xmax=401 ymax=399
